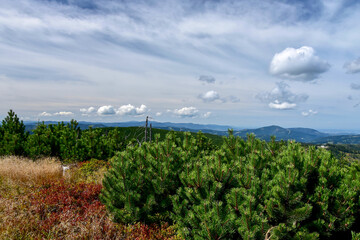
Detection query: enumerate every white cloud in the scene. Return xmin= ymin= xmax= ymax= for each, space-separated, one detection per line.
xmin=1 ymin=1 xmax=360 ymax=128
xmin=257 ymin=82 xmax=308 ymax=110
xmin=269 ymin=100 xmax=296 ymax=110
xmin=155 ymin=112 xmax=162 ymax=116
xmin=96 ymin=104 xmax=147 ymax=116
xmin=97 ymin=105 xmax=116 ymax=115
xmin=344 ymin=58 xmax=360 ymax=74
xmin=39 ymin=111 xmax=52 ymax=117
xmin=172 ymin=106 xmax=199 ymax=117
xmin=270 ymin=46 xmax=330 ymax=82
xmin=116 ymin=104 xmax=147 ymax=116
xmin=80 ymin=107 xmax=96 ymax=114
xmin=199 ymin=75 xmax=215 ymax=84
xmin=302 ymin=109 xmax=318 ymax=117
xmin=198 ymin=90 xmax=220 ymax=102
xmin=202 ymin=112 xmax=212 ymax=118
xmin=54 ymin=111 xmax=74 ymax=116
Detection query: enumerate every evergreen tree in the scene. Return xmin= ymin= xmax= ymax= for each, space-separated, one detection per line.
xmin=0 ymin=109 xmax=28 ymax=155
xmin=25 ymin=122 xmax=52 ymax=158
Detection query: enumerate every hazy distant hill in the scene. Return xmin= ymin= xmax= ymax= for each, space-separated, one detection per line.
xmin=24 ymin=121 xmax=358 ymax=144
xmin=233 ymin=125 xmax=329 ymax=142
xmin=311 ymin=135 xmax=360 ymax=144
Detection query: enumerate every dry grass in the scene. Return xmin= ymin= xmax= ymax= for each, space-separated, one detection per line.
xmin=0 ymin=157 xmax=181 ymax=239
xmin=0 ymin=156 xmax=62 ymax=186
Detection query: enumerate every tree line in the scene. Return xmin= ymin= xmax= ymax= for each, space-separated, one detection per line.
xmin=0 ymin=110 xmax=148 ymax=161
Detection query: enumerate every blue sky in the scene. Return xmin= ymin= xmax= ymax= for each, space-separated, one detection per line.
xmin=1 ymin=0 xmax=360 ymax=130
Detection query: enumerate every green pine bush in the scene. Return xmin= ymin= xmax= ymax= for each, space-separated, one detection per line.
xmin=101 ymin=131 xmax=360 ymax=239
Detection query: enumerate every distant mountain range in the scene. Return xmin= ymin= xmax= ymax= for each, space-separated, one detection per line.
xmin=24 ymin=121 xmax=360 ymax=144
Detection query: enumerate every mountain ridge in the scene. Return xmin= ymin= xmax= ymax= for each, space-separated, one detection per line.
xmin=23 ymin=121 xmax=360 ymax=144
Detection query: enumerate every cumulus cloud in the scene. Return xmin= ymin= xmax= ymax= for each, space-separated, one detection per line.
xmin=54 ymin=111 xmax=74 ymax=116
xmin=301 ymin=109 xmax=318 ymax=117
xmin=351 ymin=83 xmax=360 ymax=90
xmin=97 ymin=104 xmax=147 ymax=116
xmin=80 ymin=107 xmax=96 ymax=115
xmin=344 ymin=58 xmax=360 ymax=74
xmin=269 ymin=101 xmax=297 ymax=110
xmin=257 ymin=82 xmax=308 ymax=110
xmin=198 ymin=90 xmax=220 ymax=102
xmin=199 ymin=75 xmax=216 ymax=84
xmin=172 ymin=107 xmax=199 ymax=117
xmin=155 ymin=112 xmax=162 ymax=117
xmin=270 ymin=46 xmax=330 ymax=82
xmin=202 ymin=112 xmax=212 ymax=118
xmin=116 ymin=104 xmax=147 ymax=116
xmin=97 ymin=105 xmax=116 ymax=115
xmin=39 ymin=112 xmax=52 ymax=117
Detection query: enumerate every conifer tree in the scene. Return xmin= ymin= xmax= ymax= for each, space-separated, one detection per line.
xmin=0 ymin=109 xmax=28 ymax=155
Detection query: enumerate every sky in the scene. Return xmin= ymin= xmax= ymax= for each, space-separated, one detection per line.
xmin=1 ymin=0 xmax=360 ymax=130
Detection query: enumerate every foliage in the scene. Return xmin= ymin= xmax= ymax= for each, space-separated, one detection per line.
xmin=101 ymin=132 xmax=216 ymax=224
xmin=0 ymin=110 xmax=221 ymax=162
xmin=0 ymin=110 xmax=28 ymax=155
xmin=102 ymin=131 xmax=360 ymax=239
xmin=0 ymin=157 xmax=181 ymax=239
xmin=69 ymin=158 xmax=110 ymax=184
xmin=324 ymin=143 xmax=360 ymax=161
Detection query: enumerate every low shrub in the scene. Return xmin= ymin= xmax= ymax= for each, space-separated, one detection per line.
xmin=101 ymin=131 xmax=360 ymax=239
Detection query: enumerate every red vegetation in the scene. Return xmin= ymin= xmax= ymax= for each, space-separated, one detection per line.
xmin=1 ymin=180 xmax=180 ymax=239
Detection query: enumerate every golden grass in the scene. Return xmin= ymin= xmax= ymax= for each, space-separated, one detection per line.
xmin=0 ymin=156 xmax=62 ymax=186
xmin=0 ymin=157 xmax=181 ymax=239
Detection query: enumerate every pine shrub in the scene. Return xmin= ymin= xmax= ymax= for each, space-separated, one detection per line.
xmin=101 ymin=131 xmax=360 ymax=239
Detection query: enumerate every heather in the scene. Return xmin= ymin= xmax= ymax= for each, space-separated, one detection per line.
xmin=0 ymin=157 xmax=181 ymax=239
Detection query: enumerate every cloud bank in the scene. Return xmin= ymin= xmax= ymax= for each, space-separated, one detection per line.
xmin=344 ymin=58 xmax=360 ymax=74
xmin=257 ymin=82 xmax=308 ymax=110
xmin=97 ymin=104 xmax=147 ymax=116
xmin=97 ymin=105 xmax=116 ymax=116
xmin=270 ymin=46 xmax=330 ymax=82
xmin=199 ymin=75 xmax=215 ymax=84
xmin=351 ymin=83 xmax=360 ymax=90
xmin=172 ymin=107 xmax=199 ymax=118
xmin=116 ymin=104 xmax=147 ymax=116
xmin=54 ymin=111 xmax=74 ymax=116
xmin=198 ymin=90 xmax=220 ymax=102
xmin=302 ymin=109 xmax=318 ymax=117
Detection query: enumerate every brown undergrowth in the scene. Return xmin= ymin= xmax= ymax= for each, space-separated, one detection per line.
xmin=0 ymin=156 xmax=181 ymax=239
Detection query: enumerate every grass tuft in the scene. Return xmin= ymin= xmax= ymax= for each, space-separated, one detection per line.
xmin=0 ymin=156 xmax=62 ymax=186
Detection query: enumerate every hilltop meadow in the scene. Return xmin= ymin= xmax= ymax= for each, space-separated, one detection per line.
xmin=1 ymin=110 xmax=360 ymax=239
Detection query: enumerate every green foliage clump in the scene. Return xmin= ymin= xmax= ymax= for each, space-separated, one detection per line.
xmin=0 ymin=110 xmax=28 ymax=156
xmin=101 ymin=131 xmax=360 ymax=239
xmin=0 ymin=109 xmax=222 ymax=162
xmin=100 ymin=132 xmax=215 ymax=224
